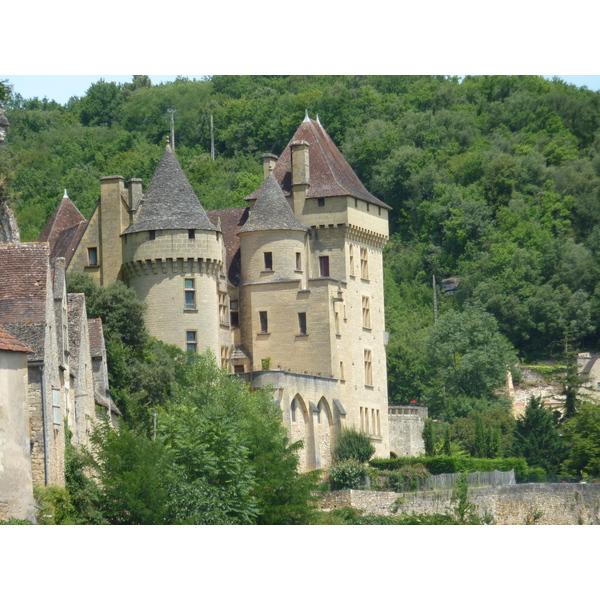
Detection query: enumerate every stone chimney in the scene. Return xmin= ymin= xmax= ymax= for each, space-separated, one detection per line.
xmin=290 ymin=140 xmax=310 ymax=216
xmin=127 ymin=178 xmax=143 ymax=225
xmin=261 ymin=154 xmax=278 ymax=179
xmin=99 ymin=175 xmax=125 ymax=285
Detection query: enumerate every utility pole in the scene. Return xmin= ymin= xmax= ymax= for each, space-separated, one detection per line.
xmin=433 ymin=274 xmax=438 ymax=324
xmin=210 ymin=114 xmax=215 ymax=161
xmin=167 ymin=109 xmax=177 ymax=151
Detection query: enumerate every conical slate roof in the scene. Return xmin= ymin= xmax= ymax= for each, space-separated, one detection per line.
xmin=238 ymin=172 xmax=308 ymax=235
xmin=124 ymin=144 xmax=216 ymax=234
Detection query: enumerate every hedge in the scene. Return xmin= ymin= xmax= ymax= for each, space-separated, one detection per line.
xmin=370 ymin=457 xmax=546 ymax=483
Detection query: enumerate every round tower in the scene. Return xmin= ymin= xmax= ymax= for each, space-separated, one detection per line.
xmin=121 ymin=144 xmax=223 ymax=356
xmin=238 ymin=172 xmax=309 ymax=368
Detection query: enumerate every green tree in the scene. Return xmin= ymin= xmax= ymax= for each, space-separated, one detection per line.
xmin=511 ymin=396 xmax=566 ymax=478
xmin=332 ymin=428 xmax=376 ymax=463
xmin=561 ymin=402 xmax=600 ymax=480
xmin=423 ymin=418 xmax=436 ymax=456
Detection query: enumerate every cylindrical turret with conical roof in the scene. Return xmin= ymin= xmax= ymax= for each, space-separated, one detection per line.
xmin=121 ymin=144 xmax=224 ymax=355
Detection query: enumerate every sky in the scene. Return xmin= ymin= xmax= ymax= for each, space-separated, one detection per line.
xmin=3 ymin=75 xmax=600 ymax=106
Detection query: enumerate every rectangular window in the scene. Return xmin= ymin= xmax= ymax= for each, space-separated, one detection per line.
xmin=319 ymin=256 xmax=330 ymax=278
xmin=364 ymin=349 xmax=373 ymax=386
xmin=360 ymin=247 xmax=369 ymax=280
xmin=259 ymin=311 xmax=268 ymax=333
xmin=234 ymin=364 xmax=245 ymax=374
xmin=349 ymin=244 xmax=354 ymax=276
xmin=88 ymin=247 xmax=98 ymax=266
xmin=186 ymin=331 xmax=197 ymax=353
xmin=264 ymin=252 xmax=273 ymax=271
xmin=318 ymin=197 xmax=325 ymax=207
xmin=184 ymin=279 xmax=196 ymax=309
xmin=52 ymin=389 xmax=61 ymax=426
xmin=362 ymin=296 xmax=371 ymax=329
xmin=149 ymin=230 xmax=156 ymax=241
xmin=188 ymin=229 xmax=195 ymax=239
xmin=340 ymin=361 xmax=345 ymax=381
xmin=218 ymin=293 xmax=227 ymax=324
xmin=360 ymin=407 xmax=364 ymax=431
xmin=366 ymin=203 xmax=370 ymax=212
xmin=334 ymin=308 xmax=340 ymax=335
xmin=296 ymin=252 xmax=302 ymax=271
xmin=298 ymin=312 xmax=307 ymax=335
xmin=230 ymin=300 xmax=239 ymax=327
xmin=221 ymin=346 xmax=230 ymax=368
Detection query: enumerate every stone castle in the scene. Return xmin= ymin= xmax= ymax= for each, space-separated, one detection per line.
xmin=1 ymin=108 xmax=426 ymax=520
xmin=51 ymin=113 xmax=425 ymax=469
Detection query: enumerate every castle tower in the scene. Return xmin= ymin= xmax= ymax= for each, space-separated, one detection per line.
xmin=121 ymin=143 xmax=224 ymax=355
xmin=238 ymin=172 xmax=310 ymax=371
xmin=244 ymin=116 xmax=391 ymax=459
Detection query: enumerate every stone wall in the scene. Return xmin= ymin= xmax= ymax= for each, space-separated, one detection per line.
xmin=318 ymin=484 xmax=600 ymax=524
xmin=388 ymin=406 xmax=427 ymax=457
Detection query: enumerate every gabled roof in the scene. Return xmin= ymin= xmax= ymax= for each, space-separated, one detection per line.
xmin=124 ymin=144 xmax=216 ymax=234
xmin=239 ymin=172 xmax=308 ymax=234
xmin=0 ymin=243 xmax=50 ymax=324
xmin=37 ymin=195 xmax=87 ymax=266
xmin=207 ymin=207 xmax=248 ymax=286
xmin=0 ymin=325 xmax=33 ymax=353
xmin=245 ymin=117 xmax=390 ymax=209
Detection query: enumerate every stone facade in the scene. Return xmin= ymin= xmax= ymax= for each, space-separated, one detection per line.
xmin=59 ymin=115 xmax=427 ymax=468
xmin=0 ymin=328 xmax=36 ymax=522
xmin=319 ymin=483 xmax=600 ymax=525
xmin=388 ymin=406 xmax=427 ymax=457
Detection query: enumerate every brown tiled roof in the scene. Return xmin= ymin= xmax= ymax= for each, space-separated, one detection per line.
xmin=88 ymin=318 xmax=105 ymax=358
xmin=0 ymin=323 xmax=44 ymax=360
xmin=0 ymin=243 xmax=50 ymax=324
xmin=245 ymin=118 xmax=390 ymax=209
xmin=0 ymin=325 xmax=33 ymax=353
xmin=37 ymin=196 xmax=87 ymax=266
xmin=124 ymin=144 xmax=217 ymax=234
xmin=207 ymin=207 xmax=249 ymax=286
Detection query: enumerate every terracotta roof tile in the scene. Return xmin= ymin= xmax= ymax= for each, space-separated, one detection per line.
xmin=0 ymin=325 xmax=33 ymax=353
xmin=245 ymin=118 xmax=390 ymax=210
xmin=0 ymin=243 xmax=50 ymax=323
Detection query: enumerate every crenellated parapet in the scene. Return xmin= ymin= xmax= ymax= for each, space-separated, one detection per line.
xmin=345 ymin=223 xmax=388 ymax=249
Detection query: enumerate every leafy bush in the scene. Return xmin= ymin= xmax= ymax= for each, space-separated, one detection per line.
xmin=329 ymin=459 xmax=368 ymax=490
xmin=333 ymin=428 xmax=375 ymax=463
xmin=34 ymin=485 xmax=77 ymax=525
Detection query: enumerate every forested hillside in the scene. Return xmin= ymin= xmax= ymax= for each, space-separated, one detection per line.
xmin=3 ymin=74 xmax=600 ymax=427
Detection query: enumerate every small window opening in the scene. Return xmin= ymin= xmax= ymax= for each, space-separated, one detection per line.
xmin=259 ymin=311 xmax=268 ymax=333
xmin=298 ymin=312 xmax=307 ymax=335
xmin=188 ymin=229 xmax=195 ymax=239
xmin=184 ymin=279 xmax=196 ymax=309
xmin=148 ymin=230 xmax=156 ymax=240
xmin=186 ymin=331 xmax=197 ymax=353
xmin=319 ymin=256 xmax=330 ymax=278
xmin=230 ymin=300 xmax=239 ymax=327
xmin=88 ymin=247 xmax=98 ymax=266
xmin=318 ymin=197 xmax=325 ymax=207
xmin=296 ymin=252 xmax=302 ymax=271
xmin=264 ymin=252 xmax=273 ymax=271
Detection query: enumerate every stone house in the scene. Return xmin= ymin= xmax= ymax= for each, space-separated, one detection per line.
xmin=50 ymin=114 xmax=424 ymax=469
xmin=0 ymin=325 xmax=36 ymax=521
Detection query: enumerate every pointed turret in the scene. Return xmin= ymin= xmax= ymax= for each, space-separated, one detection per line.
xmin=238 ymin=172 xmax=308 ymax=235
xmin=125 ymin=144 xmax=216 ymax=234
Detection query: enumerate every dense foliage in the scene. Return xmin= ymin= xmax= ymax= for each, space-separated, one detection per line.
xmin=6 ymin=75 xmax=600 ymax=510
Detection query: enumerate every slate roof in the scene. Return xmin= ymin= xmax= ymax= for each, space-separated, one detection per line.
xmin=245 ymin=117 xmax=390 ymax=210
xmin=0 ymin=325 xmax=33 ymax=353
xmin=88 ymin=318 xmax=105 ymax=358
xmin=0 ymin=243 xmax=50 ymax=324
xmin=124 ymin=144 xmax=216 ymax=234
xmin=37 ymin=195 xmax=87 ymax=266
xmin=239 ymin=172 xmax=308 ymax=234
xmin=207 ymin=207 xmax=248 ymax=286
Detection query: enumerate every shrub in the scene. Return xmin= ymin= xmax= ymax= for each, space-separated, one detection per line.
xmin=333 ymin=428 xmax=375 ymax=463
xmin=329 ymin=459 xmax=368 ymax=490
